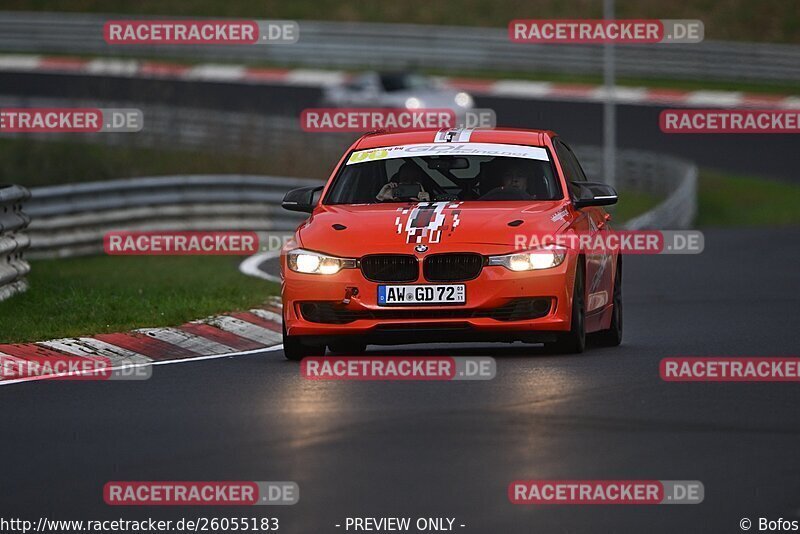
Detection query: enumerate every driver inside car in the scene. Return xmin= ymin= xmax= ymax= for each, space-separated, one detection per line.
xmin=479 ymin=161 xmax=534 ymax=201
xmin=375 ymin=161 xmax=431 ymax=202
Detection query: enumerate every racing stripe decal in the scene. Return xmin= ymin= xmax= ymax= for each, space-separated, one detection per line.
xmin=434 ymin=128 xmax=473 ymax=143
xmin=397 ymin=202 xmax=463 ymax=245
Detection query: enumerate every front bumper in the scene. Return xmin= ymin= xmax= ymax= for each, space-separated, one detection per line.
xmin=282 ymin=254 xmax=576 ymax=345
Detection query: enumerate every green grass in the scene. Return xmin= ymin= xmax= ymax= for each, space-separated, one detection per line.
xmin=0 ymin=255 xmax=278 ymax=343
xmin=5 ymin=0 xmax=799 ymax=44
xmin=0 ymin=138 xmax=336 ymax=187
xmin=609 ymin=190 xmax=661 ymax=223
xmin=696 ymin=169 xmax=800 ymax=227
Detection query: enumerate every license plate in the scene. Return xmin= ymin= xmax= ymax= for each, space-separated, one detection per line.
xmin=378 ymin=284 xmax=466 ymax=306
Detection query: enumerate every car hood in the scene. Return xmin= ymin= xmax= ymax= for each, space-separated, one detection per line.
xmin=297 ymin=201 xmax=574 ymax=256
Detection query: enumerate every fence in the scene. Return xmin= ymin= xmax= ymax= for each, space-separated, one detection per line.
xmin=0 ymin=12 xmax=799 ymax=84
xmin=0 ymin=185 xmax=31 ymax=301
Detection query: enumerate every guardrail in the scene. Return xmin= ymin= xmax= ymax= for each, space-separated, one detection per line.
xmin=0 ymin=185 xmax=32 ymax=301
xmin=26 ymin=176 xmax=309 ymax=258
xmin=573 ymin=146 xmax=698 ymax=230
xmin=1 ymin=12 xmax=799 ymax=84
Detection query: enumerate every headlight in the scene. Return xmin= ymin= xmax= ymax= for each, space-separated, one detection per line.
xmin=487 ymin=245 xmax=567 ymax=271
xmin=405 ymin=97 xmax=422 ymax=109
xmin=287 ymin=249 xmax=357 ymax=275
xmin=454 ymin=92 xmax=473 ymax=108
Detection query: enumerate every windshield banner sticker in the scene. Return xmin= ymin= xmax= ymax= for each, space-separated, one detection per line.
xmin=347 ymin=143 xmax=550 ymax=164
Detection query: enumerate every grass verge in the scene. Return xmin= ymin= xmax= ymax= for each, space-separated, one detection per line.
xmin=0 ymin=138 xmax=332 ymax=187
xmin=609 ymin=190 xmax=661 ymax=224
xmin=696 ymin=169 xmax=800 ymax=227
xmin=0 ymin=255 xmax=277 ymax=344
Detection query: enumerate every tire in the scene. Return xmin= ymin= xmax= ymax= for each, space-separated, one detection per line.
xmin=547 ymin=259 xmax=586 ymax=354
xmin=327 ymin=341 xmax=368 ymax=356
xmin=282 ymin=323 xmax=325 ymax=361
xmin=593 ymin=259 xmax=623 ymax=347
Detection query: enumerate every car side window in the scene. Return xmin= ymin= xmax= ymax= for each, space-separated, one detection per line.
xmin=554 ymin=139 xmax=583 ymax=199
xmin=561 ymin=140 xmax=589 ymax=182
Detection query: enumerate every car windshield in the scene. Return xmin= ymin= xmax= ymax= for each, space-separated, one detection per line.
xmin=324 ymin=143 xmax=562 ymax=204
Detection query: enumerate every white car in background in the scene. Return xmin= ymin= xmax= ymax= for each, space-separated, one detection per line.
xmin=322 ymin=71 xmax=474 ymax=118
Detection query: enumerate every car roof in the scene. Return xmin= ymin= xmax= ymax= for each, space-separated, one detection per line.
xmin=352 ymin=128 xmax=555 ymax=150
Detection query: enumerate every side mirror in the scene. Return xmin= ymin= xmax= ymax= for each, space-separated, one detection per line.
xmin=282 ymin=185 xmax=324 ymax=213
xmin=572 ymin=181 xmax=618 ymax=208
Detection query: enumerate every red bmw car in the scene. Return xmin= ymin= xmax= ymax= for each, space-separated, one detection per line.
xmin=280 ymin=128 xmax=622 ymax=360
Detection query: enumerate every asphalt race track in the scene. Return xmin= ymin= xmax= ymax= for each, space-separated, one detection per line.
xmin=3 ymin=71 xmax=798 ymax=181
xmin=1 ymin=228 xmax=798 ymax=533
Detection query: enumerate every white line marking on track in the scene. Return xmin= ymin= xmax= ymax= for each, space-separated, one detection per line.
xmin=185 ymin=64 xmax=247 ymax=81
xmin=286 ymin=69 xmax=347 ymax=86
xmin=591 ymin=86 xmax=649 ymax=104
xmin=491 ymin=80 xmax=553 ymax=97
xmin=0 ymin=351 xmax=35 ymax=381
xmin=781 ymin=96 xmax=800 ymax=109
xmin=86 ymin=58 xmax=140 ymax=76
xmin=0 ymin=345 xmax=285 ymax=386
xmin=239 ymin=250 xmax=281 ymax=282
xmin=684 ymin=90 xmax=743 ymax=107
xmin=0 ymin=54 xmax=42 ymax=70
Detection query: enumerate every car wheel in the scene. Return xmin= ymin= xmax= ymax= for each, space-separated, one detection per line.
xmin=593 ymin=259 xmax=623 ymax=347
xmin=327 ymin=341 xmax=368 ymax=355
xmin=548 ymin=259 xmax=586 ymax=354
xmin=282 ymin=323 xmax=325 ymax=361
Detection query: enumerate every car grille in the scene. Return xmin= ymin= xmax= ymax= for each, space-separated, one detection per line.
xmin=360 ymin=254 xmax=418 ymax=282
xmin=299 ymin=298 xmax=552 ymax=324
xmin=423 ymin=253 xmax=484 ymax=282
